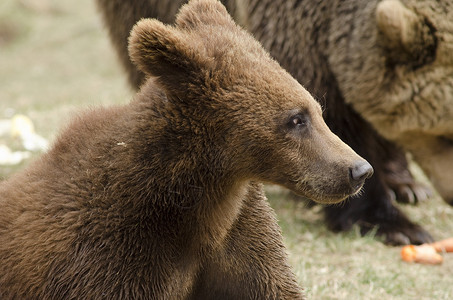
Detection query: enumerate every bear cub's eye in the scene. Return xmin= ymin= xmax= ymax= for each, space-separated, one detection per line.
xmin=288 ymin=114 xmax=308 ymax=128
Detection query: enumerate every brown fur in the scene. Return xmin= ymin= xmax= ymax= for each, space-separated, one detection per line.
xmin=328 ymin=0 xmax=453 ymax=204
xmin=0 ymin=0 xmax=372 ymax=298
xmin=95 ymin=0 xmax=453 ymax=245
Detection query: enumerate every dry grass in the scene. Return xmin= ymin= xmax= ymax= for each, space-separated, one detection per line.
xmin=267 ymin=183 xmax=453 ymax=299
xmin=1 ymin=0 xmax=452 ymax=298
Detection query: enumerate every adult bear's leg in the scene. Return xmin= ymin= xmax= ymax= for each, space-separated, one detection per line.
xmin=323 ymin=101 xmax=433 ymax=245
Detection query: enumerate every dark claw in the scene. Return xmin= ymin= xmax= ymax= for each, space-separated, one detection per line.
xmin=381 ymin=150 xmax=433 ymax=205
xmin=358 ymin=219 xmax=434 ymax=246
xmin=380 ymin=224 xmax=434 ymax=246
xmin=389 ymin=182 xmax=432 ymax=205
xmin=384 ymin=232 xmax=411 ymax=246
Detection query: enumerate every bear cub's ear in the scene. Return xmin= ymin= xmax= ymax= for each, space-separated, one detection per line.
xmin=128 ymin=19 xmax=203 ymax=90
xmin=175 ymin=0 xmax=234 ymax=29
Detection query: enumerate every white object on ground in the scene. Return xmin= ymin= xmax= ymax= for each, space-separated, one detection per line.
xmin=0 ymin=114 xmax=49 ymax=165
xmin=10 ymin=114 xmax=49 ymax=152
xmin=0 ymin=119 xmax=11 ymax=136
xmin=0 ymin=145 xmax=31 ymax=165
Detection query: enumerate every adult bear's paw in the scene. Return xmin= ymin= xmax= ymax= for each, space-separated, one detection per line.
xmin=386 ymin=180 xmax=432 ymax=205
xmin=382 ymin=156 xmax=432 ymax=205
xmin=324 ymin=191 xmax=434 ymax=246
xmin=359 ymin=210 xmax=434 ymax=246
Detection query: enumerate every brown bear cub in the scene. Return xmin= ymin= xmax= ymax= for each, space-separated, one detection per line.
xmin=0 ymin=0 xmax=372 ymax=298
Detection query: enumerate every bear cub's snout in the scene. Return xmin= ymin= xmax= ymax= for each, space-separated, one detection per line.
xmin=349 ymin=160 xmax=374 ymax=190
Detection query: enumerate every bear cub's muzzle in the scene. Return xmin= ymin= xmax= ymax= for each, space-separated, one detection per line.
xmin=349 ymin=160 xmax=374 ymax=192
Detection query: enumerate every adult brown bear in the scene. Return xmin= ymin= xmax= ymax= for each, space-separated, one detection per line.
xmin=0 ymin=0 xmax=372 ymax=298
xmin=96 ymin=0 xmax=453 ymax=245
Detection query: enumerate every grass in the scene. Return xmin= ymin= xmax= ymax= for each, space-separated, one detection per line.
xmin=267 ymin=185 xmax=453 ymax=299
xmin=1 ymin=0 xmax=453 ymax=298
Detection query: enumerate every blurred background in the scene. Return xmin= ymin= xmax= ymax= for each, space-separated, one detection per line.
xmin=0 ymin=0 xmax=452 ymax=299
xmin=0 ymin=0 xmax=132 ymax=178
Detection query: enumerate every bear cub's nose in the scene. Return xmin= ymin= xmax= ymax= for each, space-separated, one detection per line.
xmin=349 ymin=161 xmax=374 ymax=187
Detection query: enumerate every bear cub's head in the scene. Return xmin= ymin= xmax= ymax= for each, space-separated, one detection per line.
xmin=128 ymin=0 xmax=373 ymax=203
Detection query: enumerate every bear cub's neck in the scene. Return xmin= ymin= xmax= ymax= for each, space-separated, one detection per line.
xmin=60 ymin=81 xmax=251 ymax=251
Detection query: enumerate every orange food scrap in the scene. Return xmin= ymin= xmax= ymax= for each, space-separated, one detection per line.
xmin=401 ymin=244 xmax=443 ymax=265
xmin=430 ymin=238 xmax=453 ymax=253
